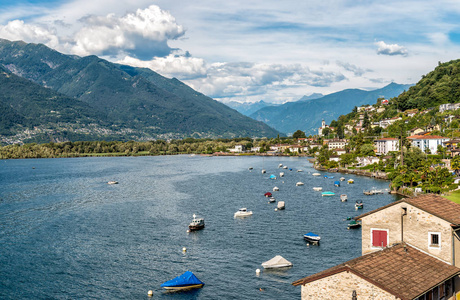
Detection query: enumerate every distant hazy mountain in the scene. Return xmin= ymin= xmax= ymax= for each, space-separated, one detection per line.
xmin=225 ymin=100 xmax=274 ymax=116
xmin=250 ymin=83 xmax=413 ymax=135
xmin=0 ymin=39 xmax=280 ymax=143
xmin=298 ymin=93 xmax=324 ymax=102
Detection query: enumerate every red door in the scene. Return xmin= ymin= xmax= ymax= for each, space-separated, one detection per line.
xmin=372 ymin=230 xmax=387 ymax=247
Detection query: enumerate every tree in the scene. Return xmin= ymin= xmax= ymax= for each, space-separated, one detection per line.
xmin=452 ymin=156 xmax=460 ymax=175
xmin=292 ymin=130 xmax=306 ymax=139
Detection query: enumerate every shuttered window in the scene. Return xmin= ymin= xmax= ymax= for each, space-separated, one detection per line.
xmin=372 ymin=230 xmax=387 ymax=248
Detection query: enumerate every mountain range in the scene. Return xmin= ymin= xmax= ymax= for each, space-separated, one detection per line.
xmin=250 ymin=83 xmax=413 ymax=135
xmin=0 ymin=39 xmax=280 ymax=144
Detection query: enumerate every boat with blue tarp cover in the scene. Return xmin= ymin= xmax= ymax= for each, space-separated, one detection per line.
xmin=321 ymin=191 xmax=335 ymax=197
xmin=303 ymin=232 xmax=321 ymax=244
xmin=334 ymin=181 xmax=340 ymax=187
xmin=161 ymin=271 xmax=204 ymax=290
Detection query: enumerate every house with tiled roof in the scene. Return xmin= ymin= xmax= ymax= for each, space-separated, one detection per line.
xmin=407 ymin=135 xmax=449 ymax=154
xmin=293 ymin=194 xmax=460 ymax=299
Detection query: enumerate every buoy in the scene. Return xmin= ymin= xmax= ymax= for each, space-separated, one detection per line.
xmin=186 ymin=230 xmax=190 ymax=233
xmin=182 ymin=247 xmax=187 ymax=252
xmin=275 ymin=208 xmax=278 ymax=211
xmin=307 ymin=243 xmax=310 ymax=246
xmin=256 ymin=268 xmax=261 ymax=275
xmin=148 ymin=290 xmax=153 ymax=297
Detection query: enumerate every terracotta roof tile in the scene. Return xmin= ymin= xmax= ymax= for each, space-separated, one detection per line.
xmin=292 ymin=243 xmax=460 ymax=300
xmin=356 ymin=194 xmax=460 ymax=226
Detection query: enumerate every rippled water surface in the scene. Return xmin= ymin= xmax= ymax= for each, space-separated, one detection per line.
xmin=0 ymin=156 xmax=400 ymax=299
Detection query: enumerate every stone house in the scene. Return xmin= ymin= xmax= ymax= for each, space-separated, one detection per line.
xmin=444 ymin=139 xmax=460 ymax=157
xmin=293 ymin=194 xmax=460 ymax=299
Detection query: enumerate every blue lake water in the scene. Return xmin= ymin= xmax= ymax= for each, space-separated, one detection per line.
xmin=0 ymin=155 xmax=400 ymax=299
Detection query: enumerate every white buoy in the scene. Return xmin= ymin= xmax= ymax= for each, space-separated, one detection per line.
xmin=148 ymin=290 xmax=153 ymax=297
xmin=182 ymin=247 xmax=187 ymax=252
xmin=275 ymin=208 xmax=278 ymax=211
xmin=256 ymin=268 xmax=261 ymax=275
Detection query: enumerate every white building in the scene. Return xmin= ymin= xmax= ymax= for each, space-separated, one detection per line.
xmin=439 ymin=103 xmax=460 ymax=113
xmin=318 ymin=120 xmax=329 ymax=137
xmin=374 ymin=137 xmax=399 ymax=155
xmin=406 ymin=135 xmax=449 ymax=154
xmin=326 ymin=139 xmax=348 ymax=150
xmin=228 ymin=144 xmax=245 ymax=153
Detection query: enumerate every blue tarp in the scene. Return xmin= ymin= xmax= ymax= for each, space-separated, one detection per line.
xmin=304 ymin=232 xmax=319 ymax=237
xmin=269 ymin=174 xmax=276 ymax=179
xmin=334 ymin=181 xmax=340 ymax=186
xmin=161 ymin=271 xmax=204 ymax=288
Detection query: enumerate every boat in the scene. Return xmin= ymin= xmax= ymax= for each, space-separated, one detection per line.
xmin=283 ymin=166 xmax=288 ymax=169
xmin=273 ymin=186 xmax=279 ymax=191
xmin=355 ymin=200 xmax=363 ymax=210
xmin=340 ymin=177 xmax=345 ymax=181
xmin=321 ymin=191 xmax=335 ymax=197
xmin=261 ymin=255 xmax=293 ymax=269
xmin=161 ymin=271 xmax=204 ymax=290
xmin=312 ymin=173 xmax=321 ymax=176
xmin=340 ymin=194 xmax=348 ymax=202
xmin=248 ymin=167 xmax=253 ymax=170
xmin=303 ymin=232 xmax=321 ymax=244
xmin=278 ymin=164 xmax=283 ymax=168
xmin=277 ymin=201 xmax=285 ymax=210
xmin=269 ymin=174 xmax=277 ymax=180
xmin=296 ymin=182 xmax=304 ymax=186
xmin=348 ymin=179 xmax=354 ymax=184
xmin=363 ymin=190 xmax=374 ymax=195
xmin=334 ymin=181 xmax=340 ymax=187
xmin=107 ymin=181 xmax=118 ymax=185
xmin=269 ymin=197 xmax=276 ymax=203
xmin=297 ymin=169 xmax=303 ymax=172
xmin=324 ymin=175 xmax=334 ymax=179
xmin=289 ymin=168 xmax=293 ymax=171
xmin=347 ymin=220 xmax=361 ymax=229
xmin=188 ymin=214 xmax=205 ymax=231
xmin=234 ymin=208 xmax=253 ymax=218
xmin=264 ymin=192 xmax=273 ymax=197
xmin=280 ymin=172 xmax=285 ymax=177
xmin=313 ymin=187 xmax=323 ymax=191
xmin=261 ymin=169 xmax=266 ymax=174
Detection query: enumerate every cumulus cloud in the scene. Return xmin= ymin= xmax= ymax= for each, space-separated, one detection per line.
xmin=375 ymin=40 xmax=408 ymax=56
xmin=118 ymin=53 xmax=207 ymax=79
xmin=72 ymin=5 xmax=185 ymax=59
xmin=0 ymin=20 xmax=60 ymax=49
xmin=336 ymin=61 xmax=370 ymax=76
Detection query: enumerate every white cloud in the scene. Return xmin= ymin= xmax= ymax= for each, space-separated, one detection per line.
xmin=0 ymin=20 xmax=60 ymax=49
xmin=118 ymin=54 xmax=207 ymax=79
xmin=375 ymin=40 xmax=408 ymax=56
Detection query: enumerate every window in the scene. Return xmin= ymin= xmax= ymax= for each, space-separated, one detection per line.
xmin=428 ymin=232 xmax=441 ymax=249
xmin=371 ymin=229 xmax=388 ymax=248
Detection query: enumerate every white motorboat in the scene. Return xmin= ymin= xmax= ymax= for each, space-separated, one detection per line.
xmin=261 ymin=255 xmax=293 ymax=269
xmin=296 ymin=182 xmax=304 ymax=186
xmin=278 ymin=164 xmax=283 ymax=168
xmin=313 ymin=187 xmax=323 ymax=191
xmin=234 ymin=208 xmax=253 ymax=218
xmin=283 ymin=166 xmax=288 ymax=169
xmin=261 ymin=169 xmax=266 ymax=174
xmin=312 ymin=173 xmax=321 ymax=176
xmin=348 ymin=179 xmax=354 ymax=184
xmin=107 ymin=181 xmax=118 ymax=185
xmin=277 ymin=201 xmax=285 ymax=210
xmin=340 ymin=177 xmax=345 ymax=181
xmin=297 ymin=169 xmax=303 ymax=172
xmin=273 ymin=186 xmax=279 ymax=191
xmin=280 ymin=172 xmax=285 ymax=177
xmin=340 ymin=194 xmax=348 ymax=202
xmin=269 ymin=197 xmax=276 ymax=203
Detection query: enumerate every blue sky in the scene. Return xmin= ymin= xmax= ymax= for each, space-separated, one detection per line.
xmin=1 ymin=0 xmax=460 ymax=103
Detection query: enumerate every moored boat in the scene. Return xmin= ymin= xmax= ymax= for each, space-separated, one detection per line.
xmin=280 ymin=172 xmax=285 ymax=177
xmin=269 ymin=197 xmax=276 ymax=203
xmin=313 ymin=187 xmax=323 ymax=191
xmin=269 ymin=174 xmax=277 ymax=180
xmin=334 ymin=181 xmax=340 ymax=187
xmin=340 ymin=194 xmax=348 ymax=202
xmin=107 ymin=181 xmax=118 ymax=185
xmin=261 ymin=255 xmax=293 ymax=269
xmin=297 ymin=169 xmax=303 ymax=172
xmin=283 ymin=166 xmax=288 ymax=169
xmin=234 ymin=208 xmax=253 ymax=218
xmin=273 ymin=186 xmax=279 ymax=191
xmin=188 ymin=214 xmax=205 ymax=231
xmin=277 ymin=201 xmax=285 ymax=210
xmin=278 ymin=164 xmax=283 ymax=168
xmin=322 ymin=191 xmax=335 ymax=197
xmin=265 ymin=192 xmax=273 ymax=197
xmin=303 ymin=232 xmax=321 ymax=244
xmin=347 ymin=220 xmax=361 ymax=229
xmin=261 ymin=169 xmax=266 ymax=174
xmin=324 ymin=175 xmax=334 ymax=179
xmin=348 ymin=179 xmax=354 ymax=184
xmin=296 ymin=182 xmax=304 ymax=186
xmin=355 ymin=200 xmax=363 ymax=210
xmin=340 ymin=177 xmax=345 ymax=181
xmin=312 ymin=173 xmax=321 ymax=176
xmin=161 ymin=271 xmax=204 ymax=290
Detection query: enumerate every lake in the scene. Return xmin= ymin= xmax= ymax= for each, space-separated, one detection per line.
xmin=0 ymin=155 xmax=400 ymax=299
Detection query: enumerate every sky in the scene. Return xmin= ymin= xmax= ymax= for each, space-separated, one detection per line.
xmin=1 ymin=0 xmax=460 ymax=104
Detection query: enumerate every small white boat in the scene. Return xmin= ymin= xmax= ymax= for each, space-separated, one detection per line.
xmin=312 ymin=173 xmax=321 ymax=176
xmin=297 ymin=169 xmax=303 ymax=172
xmin=348 ymin=179 xmax=354 ymax=184
xmin=261 ymin=169 xmax=266 ymax=174
xmin=277 ymin=201 xmax=285 ymax=210
xmin=269 ymin=197 xmax=276 ymax=203
xmin=280 ymin=172 xmax=285 ymax=177
xmin=273 ymin=186 xmax=279 ymax=191
xmin=107 ymin=181 xmax=118 ymax=185
xmin=340 ymin=194 xmax=348 ymax=202
xmin=261 ymin=255 xmax=293 ymax=269
xmin=283 ymin=166 xmax=288 ymax=169
xmin=234 ymin=208 xmax=253 ymax=218
xmin=304 ymin=232 xmax=321 ymax=244
xmin=313 ymin=187 xmax=323 ymax=191
xmin=296 ymin=182 xmax=304 ymax=186
xmin=248 ymin=167 xmax=253 ymax=170
xmin=278 ymin=164 xmax=283 ymax=168
xmin=340 ymin=177 xmax=345 ymax=181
